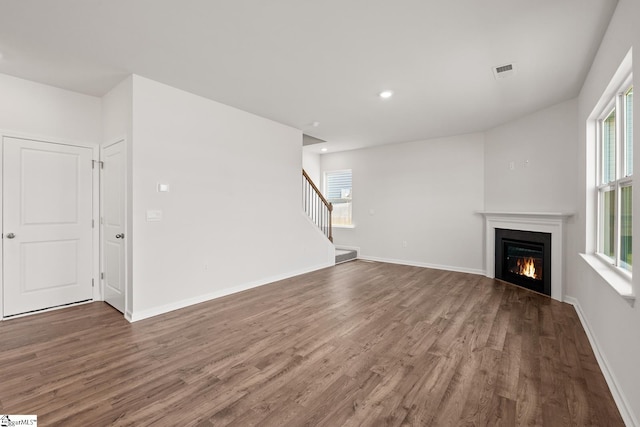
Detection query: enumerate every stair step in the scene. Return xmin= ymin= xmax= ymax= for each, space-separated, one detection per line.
xmin=335 ymin=249 xmax=357 ymax=264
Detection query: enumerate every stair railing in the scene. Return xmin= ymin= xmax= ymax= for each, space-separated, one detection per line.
xmin=302 ymin=169 xmax=333 ymax=242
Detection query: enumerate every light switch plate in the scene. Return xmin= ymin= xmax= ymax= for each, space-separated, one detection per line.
xmin=157 ymin=183 xmax=170 ymax=192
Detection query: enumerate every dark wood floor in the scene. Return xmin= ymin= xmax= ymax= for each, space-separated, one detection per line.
xmin=0 ymin=261 xmax=623 ymax=426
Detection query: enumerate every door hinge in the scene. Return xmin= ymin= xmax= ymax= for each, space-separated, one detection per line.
xmin=92 ymin=160 xmax=104 ymax=169
xmin=92 ymin=219 xmax=95 ymax=228
xmin=92 ymin=278 xmax=95 ymax=287
xmin=101 ymin=272 xmax=104 ymax=280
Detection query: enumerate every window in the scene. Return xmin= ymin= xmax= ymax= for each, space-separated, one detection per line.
xmin=597 ymin=82 xmax=633 ymax=273
xmin=324 ymin=169 xmax=352 ymax=226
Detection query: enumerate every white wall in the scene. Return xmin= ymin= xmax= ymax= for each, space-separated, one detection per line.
xmin=0 ymin=73 xmax=101 ymax=143
xmin=302 ymin=147 xmax=321 ymax=186
xmin=485 ymin=98 xmax=578 ymax=213
xmin=484 ymin=98 xmax=580 ymax=308
xmin=321 ymin=133 xmax=485 ymax=273
xmin=572 ymin=0 xmax=640 ymax=424
xmin=129 ymin=75 xmax=334 ymax=319
xmin=102 ymin=76 xmax=132 ymax=144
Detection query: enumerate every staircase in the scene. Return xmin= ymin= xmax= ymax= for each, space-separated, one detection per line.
xmin=302 ymin=169 xmax=358 ymax=265
xmin=335 ymin=249 xmax=357 ymax=264
xmin=302 ymin=170 xmax=333 ymax=242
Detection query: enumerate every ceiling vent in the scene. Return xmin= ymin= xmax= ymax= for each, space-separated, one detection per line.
xmin=493 ymin=63 xmax=517 ymax=80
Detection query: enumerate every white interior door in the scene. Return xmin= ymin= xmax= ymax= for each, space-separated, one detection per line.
xmin=101 ymin=140 xmax=126 ymax=313
xmin=3 ymin=136 xmax=93 ymax=317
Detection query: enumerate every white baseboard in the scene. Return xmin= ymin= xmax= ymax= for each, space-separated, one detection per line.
xmin=128 ymin=261 xmax=334 ymax=323
xmin=358 ymin=255 xmax=485 ymax=276
xmin=564 ymin=296 xmax=638 ymax=427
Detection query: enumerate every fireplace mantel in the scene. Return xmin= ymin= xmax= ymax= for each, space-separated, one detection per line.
xmin=479 ymin=211 xmax=574 ymax=220
xmin=477 ymin=211 xmax=574 ymax=302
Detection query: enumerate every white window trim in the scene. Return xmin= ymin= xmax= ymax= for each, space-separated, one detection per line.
xmin=333 ymin=224 xmax=356 ymax=229
xmin=323 ymin=169 xmax=353 ymax=227
xmin=595 ymin=77 xmax=633 ymax=271
xmin=580 ymin=253 xmax=634 ymax=301
xmin=583 ymin=50 xmax=634 ymax=301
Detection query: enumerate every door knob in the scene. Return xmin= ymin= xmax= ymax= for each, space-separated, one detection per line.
xmin=115 ymin=233 xmax=125 ymax=239
xmin=5 ymin=232 xmax=15 ymax=239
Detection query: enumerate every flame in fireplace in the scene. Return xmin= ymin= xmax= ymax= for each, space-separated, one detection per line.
xmin=516 ymin=257 xmax=537 ymax=279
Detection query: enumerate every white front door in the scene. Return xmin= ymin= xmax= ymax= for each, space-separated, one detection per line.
xmin=2 ymin=136 xmax=93 ymax=317
xmin=101 ymin=140 xmax=126 ymax=313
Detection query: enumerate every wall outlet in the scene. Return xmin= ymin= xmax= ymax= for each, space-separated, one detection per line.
xmin=402 ymin=240 xmax=408 ymax=248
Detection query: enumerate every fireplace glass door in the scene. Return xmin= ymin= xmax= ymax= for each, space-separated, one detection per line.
xmin=505 ymin=241 xmax=544 ymax=281
xmin=495 ymin=229 xmax=551 ymax=296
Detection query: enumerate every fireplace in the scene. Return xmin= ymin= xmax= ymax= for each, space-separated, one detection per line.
xmin=481 ymin=211 xmax=571 ymax=302
xmin=495 ymin=228 xmax=551 ymax=296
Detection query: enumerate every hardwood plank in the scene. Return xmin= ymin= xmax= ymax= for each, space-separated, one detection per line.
xmin=0 ymin=260 xmax=624 ymax=426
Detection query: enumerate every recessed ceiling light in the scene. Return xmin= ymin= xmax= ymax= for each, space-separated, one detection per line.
xmin=321 ymin=148 xmax=328 ymax=152
xmin=379 ymin=90 xmax=393 ymax=99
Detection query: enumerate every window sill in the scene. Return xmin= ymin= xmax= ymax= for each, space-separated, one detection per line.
xmin=579 ymin=253 xmax=635 ymax=302
xmin=333 ymin=224 xmax=355 ymax=229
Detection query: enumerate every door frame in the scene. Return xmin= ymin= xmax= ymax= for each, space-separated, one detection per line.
xmin=100 ymin=137 xmax=129 ymax=319
xmin=0 ymin=129 xmax=101 ymax=320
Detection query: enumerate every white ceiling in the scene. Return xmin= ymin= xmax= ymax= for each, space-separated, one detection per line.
xmin=0 ymin=0 xmax=617 ymax=152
